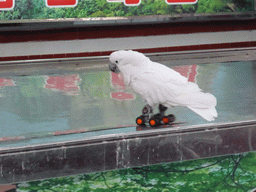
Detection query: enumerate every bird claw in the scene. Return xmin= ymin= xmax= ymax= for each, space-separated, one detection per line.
xmin=142 ymin=104 xmax=153 ymax=115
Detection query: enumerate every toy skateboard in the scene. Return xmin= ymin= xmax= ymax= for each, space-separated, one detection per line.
xmin=136 ymin=121 xmax=186 ymax=131
xmin=135 ymin=104 xmax=176 ymax=127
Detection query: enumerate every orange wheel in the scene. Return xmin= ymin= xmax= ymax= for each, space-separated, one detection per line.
xmin=136 ymin=115 xmax=145 ymax=125
xmin=137 ymin=118 xmax=143 ymax=125
xmin=149 ymin=117 xmax=160 ymax=127
xmin=162 ymin=116 xmax=169 ymax=124
xmin=149 ymin=119 xmax=156 ymax=126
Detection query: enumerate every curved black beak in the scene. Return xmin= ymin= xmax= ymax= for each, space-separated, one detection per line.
xmin=109 ymin=63 xmax=120 ymax=73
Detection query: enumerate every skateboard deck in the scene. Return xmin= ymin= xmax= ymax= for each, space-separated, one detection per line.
xmin=136 ymin=121 xmax=187 ymax=131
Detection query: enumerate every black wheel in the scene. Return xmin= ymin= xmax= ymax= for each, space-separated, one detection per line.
xmin=149 ymin=117 xmax=160 ymax=127
xmin=168 ymin=114 xmax=175 ymax=122
xmin=136 ymin=115 xmax=146 ymax=126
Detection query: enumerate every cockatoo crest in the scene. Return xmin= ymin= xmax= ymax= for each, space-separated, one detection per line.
xmin=110 ymin=50 xmax=149 ymax=68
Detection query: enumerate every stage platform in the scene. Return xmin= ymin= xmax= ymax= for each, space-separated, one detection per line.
xmin=0 ymin=48 xmax=256 ymax=184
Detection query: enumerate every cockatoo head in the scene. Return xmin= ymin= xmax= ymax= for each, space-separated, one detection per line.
xmin=109 ymin=50 xmax=149 ymax=73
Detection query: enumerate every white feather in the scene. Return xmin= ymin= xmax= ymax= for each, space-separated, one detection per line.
xmin=109 ymin=50 xmax=218 ymax=121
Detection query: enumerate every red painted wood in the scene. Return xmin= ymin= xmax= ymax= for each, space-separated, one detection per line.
xmin=0 ymin=41 xmax=255 ymax=62
xmin=0 ymin=19 xmax=255 ymax=43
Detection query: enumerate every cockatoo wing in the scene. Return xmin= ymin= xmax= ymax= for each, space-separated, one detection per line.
xmin=149 ymin=61 xmax=188 ymax=87
xmin=130 ymin=66 xmax=190 ymax=107
xmin=130 ymin=61 xmax=217 ymax=121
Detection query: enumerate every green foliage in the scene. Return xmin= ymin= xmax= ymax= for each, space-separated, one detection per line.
xmin=16 ymin=152 xmax=256 ymax=191
xmin=0 ymin=0 xmax=254 ymax=21
xmin=196 ymin=0 xmax=230 ymax=13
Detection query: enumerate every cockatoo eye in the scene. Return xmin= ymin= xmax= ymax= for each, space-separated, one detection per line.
xmin=115 ymin=60 xmax=118 ymax=64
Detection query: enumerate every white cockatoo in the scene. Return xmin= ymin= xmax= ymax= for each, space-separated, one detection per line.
xmin=109 ymin=50 xmax=217 ymax=124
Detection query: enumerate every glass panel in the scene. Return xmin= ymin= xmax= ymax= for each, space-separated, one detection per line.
xmin=0 ymin=55 xmax=255 ymax=147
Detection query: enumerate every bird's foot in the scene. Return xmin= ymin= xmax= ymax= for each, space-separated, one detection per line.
xmin=136 ymin=105 xmax=152 ymax=126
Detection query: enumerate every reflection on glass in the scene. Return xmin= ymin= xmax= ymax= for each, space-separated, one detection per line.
xmin=0 ymin=61 xmax=255 ymax=140
xmin=44 ymin=75 xmax=81 ymax=95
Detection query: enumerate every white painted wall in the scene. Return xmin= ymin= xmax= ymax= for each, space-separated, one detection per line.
xmin=0 ymin=30 xmax=255 ymax=57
